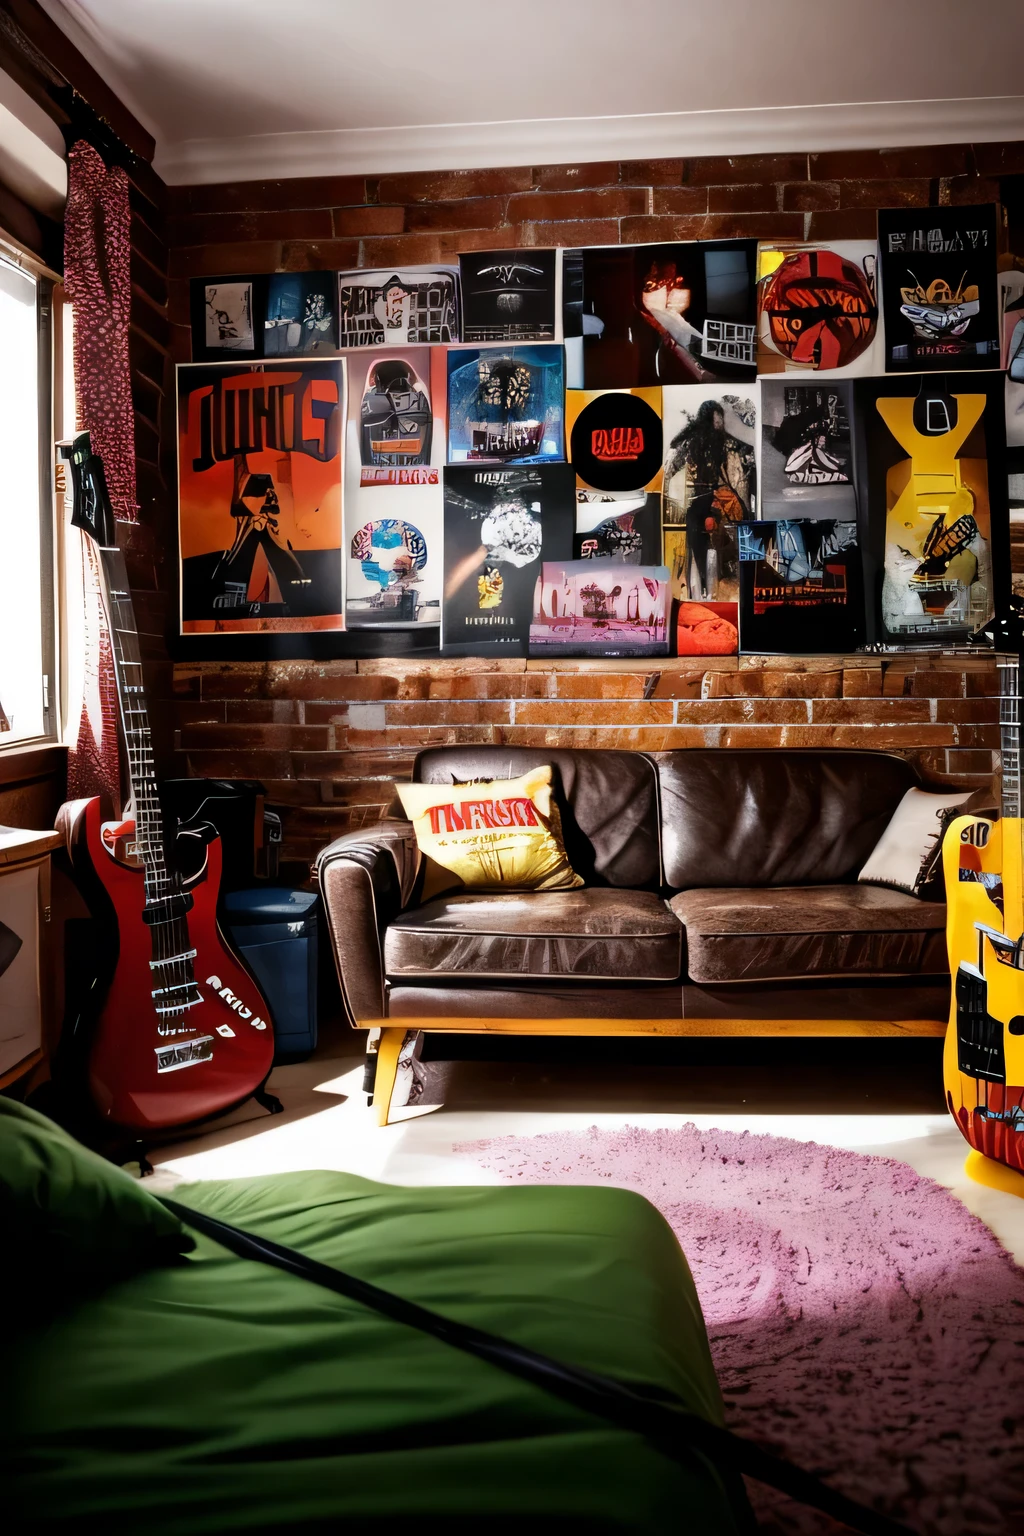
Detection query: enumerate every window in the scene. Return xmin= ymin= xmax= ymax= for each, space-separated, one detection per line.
xmin=0 ymin=253 xmax=56 ymax=747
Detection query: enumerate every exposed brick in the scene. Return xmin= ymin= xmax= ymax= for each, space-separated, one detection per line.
xmin=185 ymin=750 xmax=294 ymax=778
xmin=839 ymin=178 xmax=934 ymax=209
xmin=720 ymin=724 xmax=955 ymax=749
xmin=358 ymin=233 xmax=445 ymax=265
xmin=702 ymin=670 xmax=842 ymax=699
xmin=619 ymin=159 xmax=685 ymax=186
xmin=169 ymin=241 xmax=282 ymax=278
xmin=405 ymin=197 xmax=511 ymax=232
xmin=811 ymin=699 xmax=932 ymax=724
xmin=975 ymin=142 xmax=1024 ymax=177
xmin=167 ymin=209 xmax=333 ymax=246
xmin=651 ymin=187 xmax=710 ymax=216
xmin=332 ymin=205 xmax=405 ymax=236
xmin=170 ymin=176 xmax=368 ymax=216
xmin=357 ymin=657 xmax=526 ymax=675
xmin=809 ymin=146 xmax=972 ymax=181
xmin=906 ymin=671 xmax=966 ymax=698
xmin=841 ymin=668 xmax=883 ymax=698
xmin=952 ymin=725 xmax=1000 ymax=748
xmin=438 ymin=228 xmax=518 ymax=257
xmin=506 ymin=188 xmax=647 ymax=223
xmin=676 ymin=700 xmax=808 ymax=724
xmin=179 ymin=723 xmax=332 ymax=751
xmin=516 ymin=218 xmax=621 ymax=248
xmin=499 ymin=726 xmax=688 ymax=750
xmin=685 ymin=154 xmax=808 ymax=185
xmin=935 ymin=699 xmax=1000 ymax=723
xmin=194 ymin=662 xmax=358 ymax=700
xmin=382 ymin=701 xmax=511 ymax=727
xmin=804 ymin=210 xmax=880 ymax=241
xmin=706 ymin=184 xmax=781 ymax=214
xmin=376 ymin=168 xmax=534 ymax=203
xmin=435 ymin=673 xmax=554 ymax=699
xmin=281 ymin=238 xmax=362 ymax=270
xmin=944 ymin=748 xmax=1000 ymax=774
xmin=173 ymin=702 xmax=225 ymax=728
xmin=647 ymin=672 xmax=709 ymax=701
xmin=552 ymin=674 xmax=648 ymax=699
xmin=256 ymin=779 xmax=325 ymax=807
xmin=782 ymin=181 xmax=840 ymax=213
xmin=514 ymin=701 xmax=673 ymax=726
xmin=225 ymin=700 xmax=303 ymax=724
xmin=533 ymin=162 xmax=619 ymax=190
xmin=939 ymin=176 xmax=1002 ymax=207
xmin=621 ymin=213 xmax=805 ymax=244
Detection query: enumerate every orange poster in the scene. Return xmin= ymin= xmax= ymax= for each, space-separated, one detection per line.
xmin=177 ymin=359 xmax=346 ymax=634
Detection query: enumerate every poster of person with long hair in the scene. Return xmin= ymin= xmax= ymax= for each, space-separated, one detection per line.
xmin=177 ymin=359 xmax=346 ymax=635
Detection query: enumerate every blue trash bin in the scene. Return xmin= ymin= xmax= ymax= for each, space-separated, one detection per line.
xmin=223 ymin=888 xmax=319 ymax=1064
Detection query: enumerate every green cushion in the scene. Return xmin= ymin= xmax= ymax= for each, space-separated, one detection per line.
xmin=0 ymin=1094 xmax=193 ymax=1301
xmin=7 ymin=1169 xmax=741 ymax=1533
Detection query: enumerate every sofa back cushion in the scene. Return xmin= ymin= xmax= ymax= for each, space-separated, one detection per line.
xmin=655 ymin=749 xmax=918 ymax=891
xmin=413 ymin=747 xmax=661 ymax=889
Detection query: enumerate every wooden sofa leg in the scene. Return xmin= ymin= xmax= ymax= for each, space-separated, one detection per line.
xmin=373 ymin=1027 xmax=406 ymax=1127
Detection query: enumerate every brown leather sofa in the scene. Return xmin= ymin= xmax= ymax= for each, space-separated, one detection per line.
xmin=316 ymin=747 xmax=958 ymax=1122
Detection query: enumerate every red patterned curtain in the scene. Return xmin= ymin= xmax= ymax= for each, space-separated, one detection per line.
xmin=63 ymin=140 xmax=138 ymax=810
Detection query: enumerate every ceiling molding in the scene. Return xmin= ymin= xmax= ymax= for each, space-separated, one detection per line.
xmin=154 ymin=95 xmax=1024 ymax=187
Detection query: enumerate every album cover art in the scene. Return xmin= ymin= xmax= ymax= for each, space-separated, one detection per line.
xmin=738 ymin=519 xmax=864 ymax=653
xmin=190 ymin=276 xmax=265 ymax=362
xmin=581 ymin=241 xmax=757 ymax=388
xmin=177 ymin=359 xmax=346 ymax=635
xmin=1002 ymin=279 xmax=1024 ymax=447
xmin=755 ymin=241 xmax=879 ymax=376
xmin=441 ymin=463 xmax=574 ymax=655
xmin=447 ymin=346 xmax=565 ymax=464
xmin=530 ymin=561 xmax=671 ymax=657
xmin=857 ymin=376 xmax=1000 ymax=645
xmin=567 ymin=387 xmax=663 ymax=493
xmin=760 ymin=380 xmax=857 ymax=519
xmin=574 ymin=490 xmax=662 ymax=564
xmin=344 ymin=349 xmax=446 ymax=627
xmin=877 ymin=206 xmax=1000 ymax=371
xmin=459 ymin=249 xmax=557 ymax=341
xmin=661 ymin=386 xmax=752 ymax=641
xmin=337 ymin=267 xmax=459 ymax=347
xmin=264 ymin=272 xmax=338 ymax=356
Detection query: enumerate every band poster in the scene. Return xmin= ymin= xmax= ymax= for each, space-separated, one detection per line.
xmin=177 ymin=359 xmax=346 ymax=635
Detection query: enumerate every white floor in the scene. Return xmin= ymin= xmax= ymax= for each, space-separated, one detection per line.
xmin=152 ymin=1053 xmax=1024 ymax=1266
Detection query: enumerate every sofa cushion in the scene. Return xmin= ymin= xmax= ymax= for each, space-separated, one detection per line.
xmin=655 ymin=749 xmax=918 ymax=891
xmin=385 ymin=888 xmax=683 ymax=982
xmin=414 ymin=747 xmax=661 ymax=890
xmin=670 ymin=884 xmax=947 ymax=984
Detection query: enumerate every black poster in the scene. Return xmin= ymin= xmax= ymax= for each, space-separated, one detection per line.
xmin=878 ymin=205 xmax=1000 ymax=372
xmin=190 ymin=275 xmax=267 ymax=362
xmin=459 ymin=250 xmax=557 ymax=342
xmin=581 ymin=240 xmax=757 ymax=388
xmin=760 ymin=380 xmax=858 ymax=520
xmin=738 ymin=519 xmax=864 ymax=654
xmin=441 ymin=464 xmax=575 ymax=656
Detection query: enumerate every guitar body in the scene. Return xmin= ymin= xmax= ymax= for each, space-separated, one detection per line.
xmin=62 ymin=796 xmax=275 ymax=1133
xmin=943 ymin=808 xmax=1024 ymax=1174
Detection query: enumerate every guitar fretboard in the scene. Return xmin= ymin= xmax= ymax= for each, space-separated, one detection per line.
xmin=998 ymin=660 xmax=1020 ymax=820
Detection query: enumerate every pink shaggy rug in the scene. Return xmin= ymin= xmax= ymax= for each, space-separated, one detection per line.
xmin=459 ymin=1124 xmax=1024 ymax=1534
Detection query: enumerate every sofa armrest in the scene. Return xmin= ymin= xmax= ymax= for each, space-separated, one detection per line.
xmin=314 ymin=821 xmax=421 ymax=1027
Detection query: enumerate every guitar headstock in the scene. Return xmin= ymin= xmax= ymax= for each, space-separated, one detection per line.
xmin=61 ymin=432 xmax=116 ymax=549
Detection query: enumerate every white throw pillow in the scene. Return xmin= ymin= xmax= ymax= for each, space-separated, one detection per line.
xmin=857 ymin=786 xmax=973 ymax=898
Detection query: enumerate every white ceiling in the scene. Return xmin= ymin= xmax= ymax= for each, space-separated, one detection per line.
xmin=38 ymin=0 xmax=1024 ymax=185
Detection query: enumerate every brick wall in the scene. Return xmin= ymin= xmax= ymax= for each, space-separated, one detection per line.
xmin=165 ymin=141 xmax=1022 ymax=868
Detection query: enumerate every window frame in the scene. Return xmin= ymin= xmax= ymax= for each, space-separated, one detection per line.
xmin=0 ymin=235 xmax=61 ymax=756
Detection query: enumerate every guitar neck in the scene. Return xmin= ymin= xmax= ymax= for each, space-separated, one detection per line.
xmin=997 ymin=656 xmax=1024 ymax=935
xmin=97 ymin=545 xmax=170 ymax=900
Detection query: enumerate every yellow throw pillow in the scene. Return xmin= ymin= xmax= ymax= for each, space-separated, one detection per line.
xmin=396 ymin=766 xmax=583 ymax=892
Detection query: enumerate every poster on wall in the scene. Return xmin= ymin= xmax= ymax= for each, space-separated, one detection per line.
xmin=755 ymin=241 xmax=880 ymax=376
xmin=441 ymin=463 xmax=574 ymax=656
xmin=580 ymin=241 xmax=758 ymax=389
xmin=447 ymin=346 xmax=565 ymax=464
xmin=343 ymin=348 xmax=446 ymax=627
xmin=337 ymin=266 xmax=460 ymax=348
xmin=264 ymin=272 xmax=338 ymax=356
xmin=177 ymin=359 xmax=346 ymax=634
xmin=1001 ymin=272 xmax=1024 ymax=447
xmin=458 ymin=250 xmax=557 ymax=342
xmin=660 ymin=385 xmax=755 ymax=654
xmin=738 ymin=518 xmax=864 ymax=654
xmin=567 ymin=387 xmax=663 ymax=493
xmin=877 ymin=205 xmax=1000 ymax=372
xmin=573 ymin=489 xmax=662 ymax=564
xmin=190 ymin=276 xmax=265 ymax=362
xmin=759 ymin=379 xmax=857 ymax=520
xmin=857 ymin=375 xmax=1001 ymax=646
xmin=529 ymin=561 xmax=672 ymax=657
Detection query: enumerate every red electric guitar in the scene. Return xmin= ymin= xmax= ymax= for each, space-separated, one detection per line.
xmin=57 ymin=433 xmax=276 ymax=1134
